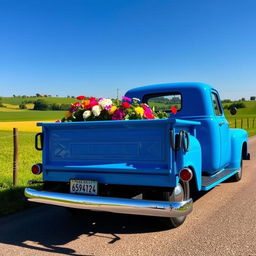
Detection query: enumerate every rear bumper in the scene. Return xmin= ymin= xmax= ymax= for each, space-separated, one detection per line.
xmin=24 ymin=188 xmax=193 ymax=218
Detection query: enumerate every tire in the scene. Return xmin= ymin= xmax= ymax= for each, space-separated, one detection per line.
xmin=66 ymin=207 xmax=87 ymax=216
xmin=231 ymin=154 xmax=243 ymax=182
xmin=163 ymin=181 xmax=190 ymax=228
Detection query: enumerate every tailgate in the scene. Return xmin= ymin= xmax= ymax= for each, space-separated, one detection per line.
xmin=39 ymin=119 xmax=175 ymax=187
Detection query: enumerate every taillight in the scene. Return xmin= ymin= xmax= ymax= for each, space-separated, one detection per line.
xmin=179 ymin=168 xmax=193 ymax=182
xmin=31 ymin=164 xmax=42 ymax=175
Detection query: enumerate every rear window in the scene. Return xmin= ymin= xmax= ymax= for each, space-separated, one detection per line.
xmin=143 ymin=93 xmax=182 ymax=112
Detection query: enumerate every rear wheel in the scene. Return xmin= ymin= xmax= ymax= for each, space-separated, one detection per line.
xmin=231 ymin=154 xmax=243 ymax=182
xmin=163 ymin=181 xmax=190 ymax=228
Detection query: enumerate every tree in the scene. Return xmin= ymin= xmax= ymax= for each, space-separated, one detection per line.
xmin=227 ymin=102 xmax=246 ymax=110
xmin=250 ymin=96 xmax=256 ymax=101
xmin=51 ymin=103 xmax=61 ymax=110
xmin=19 ymin=103 xmax=27 ymax=109
xmin=33 ymin=99 xmax=49 ymax=110
xmin=222 ymin=99 xmax=232 ymax=103
xmin=0 ymin=97 xmax=3 ymax=107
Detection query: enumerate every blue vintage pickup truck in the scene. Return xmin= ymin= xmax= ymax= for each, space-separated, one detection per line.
xmin=25 ymin=82 xmax=250 ymax=228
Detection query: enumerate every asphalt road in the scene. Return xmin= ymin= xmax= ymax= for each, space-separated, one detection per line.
xmin=0 ymin=136 xmax=256 ymax=256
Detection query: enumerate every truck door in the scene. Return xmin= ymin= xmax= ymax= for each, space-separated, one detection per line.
xmin=211 ymin=91 xmax=231 ymax=169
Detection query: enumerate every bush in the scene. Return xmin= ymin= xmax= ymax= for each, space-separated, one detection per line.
xmin=48 ymin=103 xmax=71 ymax=111
xmin=222 ymin=99 xmax=232 ymax=103
xmin=227 ymin=102 xmax=246 ymax=110
xmin=33 ymin=99 xmax=49 ymax=110
xmin=0 ymin=97 xmax=3 ymax=107
xmin=19 ymin=103 xmax=27 ymax=109
xmin=50 ymin=103 xmax=61 ymax=110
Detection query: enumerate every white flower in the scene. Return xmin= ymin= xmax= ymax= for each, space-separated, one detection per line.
xmin=98 ymin=98 xmax=112 ymax=110
xmin=83 ymin=110 xmax=91 ymax=120
xmin=92 ymin=105 xmax=101 ymax=116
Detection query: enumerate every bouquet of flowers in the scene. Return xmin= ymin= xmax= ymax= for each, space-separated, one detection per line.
xmin=61 ymin=95 xmax=169 ymax=122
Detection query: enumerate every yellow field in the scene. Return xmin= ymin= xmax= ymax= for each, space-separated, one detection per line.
xmin=0 ymin=104 xmax=34 ymax=111
xmin=0 ymin=120 xmax=55 ymax=132
xmin=0 ymin=106 xmax=24 ymax=112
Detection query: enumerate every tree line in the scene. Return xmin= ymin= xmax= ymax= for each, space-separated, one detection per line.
xmin=20 ymin=99 xmax=71 ymax=111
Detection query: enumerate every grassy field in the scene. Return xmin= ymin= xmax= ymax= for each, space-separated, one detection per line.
xmin=2 ymin=96 xmax=76 ymax=105
xmin=0 ymin=130 xmax=42 ymax=215
xmin=0 ymin=109 xmax=64 ymax=122
xmin=224 ymin=101 xmax=256 ymax=136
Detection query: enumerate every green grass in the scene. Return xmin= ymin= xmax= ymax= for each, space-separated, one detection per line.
xmin=2 ymin=96 xmax=76 ymax=105
xmin=223 ymin=100 xmax=256 ymax=115
xmin=224 ymin=101 xmax=256 ymax=136
xmin=0 ymin=110 xmax=64 ymax=121
xmin=0 ymin=130 xmax=42 ymax=215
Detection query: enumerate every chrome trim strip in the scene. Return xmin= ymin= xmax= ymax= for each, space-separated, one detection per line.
xmin=25 ymin=188 xmax=193 ymax=218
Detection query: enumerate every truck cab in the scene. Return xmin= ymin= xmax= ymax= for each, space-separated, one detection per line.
xmin=25 ymin=82 xmax=250 ymax=228
xmin=126 ymin=82 xmax=249 ymax=181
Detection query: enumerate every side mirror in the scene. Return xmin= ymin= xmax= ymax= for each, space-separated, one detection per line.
xmin=230 ymin=106 xmax=237 ymax=115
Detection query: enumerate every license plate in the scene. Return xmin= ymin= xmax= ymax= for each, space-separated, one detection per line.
xmin=70 ymin=179 xmax=98 ymax=195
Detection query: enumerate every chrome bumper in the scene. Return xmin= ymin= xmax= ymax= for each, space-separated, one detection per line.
xmin=24 ymin=188 xmax=193 ymax=218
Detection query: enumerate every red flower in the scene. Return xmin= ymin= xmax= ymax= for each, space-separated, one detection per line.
xmin=73 ymin=102 xmax=81 ymax=108
xmin=76 ymin=95 xmax=85 ymax=100
xmin=171 ymin=106 xmax=178 ymax=114
xmin=122 ymin=102 xmax=130 ymax=109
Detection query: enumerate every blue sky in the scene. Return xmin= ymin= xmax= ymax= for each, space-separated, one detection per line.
xmin=0 ymin=0 xmax=255 ymax=100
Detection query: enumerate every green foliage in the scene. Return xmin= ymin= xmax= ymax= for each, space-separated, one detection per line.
xmin=33 ymin=99 xmax=49 ymax=110
xmin=0 ymin=97 xmax=4 ymax=107
xmin=0 ymin=131 xmax=42 ymax=215
xmin=156 ymin=111 xmax=169 ymax=119
xmin=50 ymin=103 xmax=71 ymax=111
xmin=19 ymin=102 xmax=27 ymax=109
xmin=222 ymin=99 xmax=232 ymax=103
xmin=2 ymin=96 xmax=76 ymax=105
xmin=148 ymin=95 xmax=181 ymax=111
xmin=227 ymin=102 xmax=246 ymax=110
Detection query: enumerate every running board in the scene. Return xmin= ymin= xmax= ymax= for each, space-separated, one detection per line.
xmin=201 ymin=169 xmax=238 ymax=191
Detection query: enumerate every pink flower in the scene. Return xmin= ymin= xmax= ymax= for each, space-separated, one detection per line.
xmin=89 ymin=100 xmax=98 ymax=108
xmin=73 ymin=102 xmax=81 ymax=108
xmin=122 ymin=96 xmax=132 ymax=102
xmin=144 ymin=111 xmax=155 ymax=119
xmin=105 ymin=105 xmax=112 ymax=110
xmin=142 ymin=104 xmax=155 ymax=119
xmin=112 ymin=109 xmax=125 ymax=120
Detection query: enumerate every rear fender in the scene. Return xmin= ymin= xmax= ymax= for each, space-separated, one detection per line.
xmin=228 ymin=129 xmax=248 ymax=170
xmin=176 ymin=135 xmax=202 ymax=191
